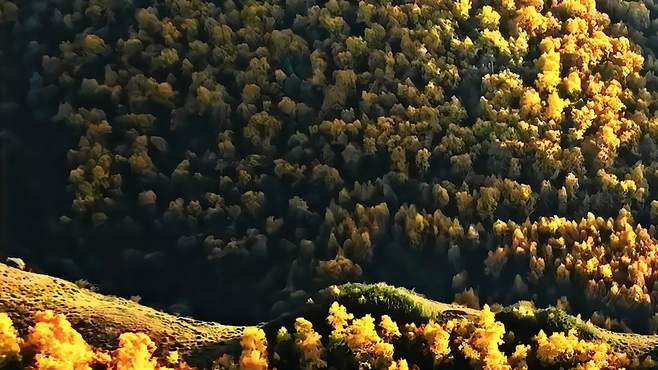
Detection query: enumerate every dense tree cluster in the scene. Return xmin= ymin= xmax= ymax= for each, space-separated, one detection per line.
xmin=3 ymin=0 xmax=658 ymax=333
xmin=3 ymin=302 xmax=657 ymax=370
xmin=0 ymin=310 xmax=194 ymax=369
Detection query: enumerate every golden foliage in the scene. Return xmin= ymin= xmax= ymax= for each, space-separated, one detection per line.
xmin=0 ymin=313 xmax=21 ymax=367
